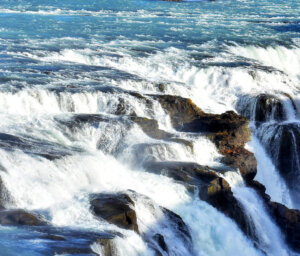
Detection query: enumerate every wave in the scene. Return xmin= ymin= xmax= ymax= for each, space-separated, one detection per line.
xmin=228 ymin=44 xmax=300 ymax=77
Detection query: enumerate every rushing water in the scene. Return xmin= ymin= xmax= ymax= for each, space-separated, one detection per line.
xmin=0 ymin=0 xmax=299 ymax=255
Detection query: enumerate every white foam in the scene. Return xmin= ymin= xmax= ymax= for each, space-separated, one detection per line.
xmin=228 ymin=44 xmax=300 ymax=77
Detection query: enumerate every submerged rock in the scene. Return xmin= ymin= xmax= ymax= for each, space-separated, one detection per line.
xmin=90 ymin=193 xmax=139 ymax=233
xmin=35 ymin=226 xmax=115 ymax=256
xmin=0 ymin=209 xmax=46 ymax=226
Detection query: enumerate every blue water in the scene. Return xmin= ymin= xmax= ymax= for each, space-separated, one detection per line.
xmin=0 ymin=0 xmax=300 ymax=255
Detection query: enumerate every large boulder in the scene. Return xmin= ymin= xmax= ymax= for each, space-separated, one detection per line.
xmin=90 ymin=191 xmax=193 ymax=255
xmin=90 ymin=193 xmax=139 ymax=233
xmin=0 ymin=209 xmax=46 ymax=226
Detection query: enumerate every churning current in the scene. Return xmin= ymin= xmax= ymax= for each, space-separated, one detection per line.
xmin=0 ymin=0 xmax=299 ymax=255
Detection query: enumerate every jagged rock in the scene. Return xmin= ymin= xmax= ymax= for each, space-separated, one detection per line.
xmin=150 ymin=95 xmax=205 ymax=131
xmin=0 ymin=209 xmax=46 ymax=226
xmin=248 ymin=180 xmax=300 ymax=252
xmin=144 ymin=161 xmax=257 ymax=241
xmin=90 ymin=193 xmax=139 ymax=233
xmin=152 ymin=95 xmax=256 ymax=182
xmin=210 ymin=132 xmax=257 ymax=182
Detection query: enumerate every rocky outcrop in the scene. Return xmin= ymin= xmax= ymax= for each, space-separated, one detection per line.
xmin=248 ymin=180 xmax=300 ymax=252
xmin=153 ymin=95 xmax=256 ymax=182
xmin=257 ymin=122 xmax=300 ymax=206
xmin=144 ymin=161 xmax=257 ymax=241
xmin=209 ymin=129 xmax=256 ymax=182
xmin=90 ymin=193 xmax=139 ymax=233
xmin=0 ymin=209 xmax=46 ymax=226
xmin=253 ymin=94 xmax=285 ymax=123
xmin=90 ymin=191 xmax=192 ymax=255
xmin=237 ymin=94 xmax=286 ymax=123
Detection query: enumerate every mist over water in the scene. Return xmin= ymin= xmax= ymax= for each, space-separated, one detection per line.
xmin=0 ymin=0 xmax=299 ymax=255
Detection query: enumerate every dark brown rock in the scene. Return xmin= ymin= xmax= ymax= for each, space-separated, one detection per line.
xmin=90 ymin=193 xmax=139 ymax=233
xmin=269 ymin=202 xmax=300 ymax=252
xmin=0 ymin=209 xmax=46 ymax=226
xmin=96 ymin=238 xmax=115 ymax=256
xmin=152 ymin=95 xmax=256 ymax=182
xmin=248 ymin=180 xmax=300 ymax=252
xmin=144 ymin=161 xmax=257 ymax=241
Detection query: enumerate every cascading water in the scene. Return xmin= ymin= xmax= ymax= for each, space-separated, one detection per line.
xmin=0 ymin=0 xmax=300 ymax=255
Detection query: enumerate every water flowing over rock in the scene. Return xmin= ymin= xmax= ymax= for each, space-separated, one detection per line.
xmin=90 ymin=193 xmax=139 ymax=233
xmin=257 ymin=122 xmax=300 ymax=206
xmin=249 ymin=180 xmax=300 ymax=252
xmin=154 ymin=95 xmax=256 ymax=182
xmin=144 ymin=161 xmax=257 ymax=241
xmin=237 ymin=94 xmax=286 ymax=124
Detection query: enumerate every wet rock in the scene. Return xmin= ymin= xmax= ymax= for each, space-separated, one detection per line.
xmin=95 ymin=238 xmax=115 ymax=256
xmin=151 ymin=95 xmax=255 ymax=181
xmin=150 ymin=95 xmax=205 ymax=131
xmin=130 ymin=117 xmax=193 ymax=150
xmin=90 ymin=193 xmax=139 ymax=233
xmin=236 ymin=94 xmax=286 ymax=124
xmin=161 ymin=207 xmax=192 ymax=244
xmin=254 ymin=94 xmax=285 ymax=123
xmin=257 ymin=122 xmax=300 ymax=205
xmin=248 ymin=180 xmax=300 ymax=252
xmin=144 ymin=161 xmax=257 ymax=241
xmin=0 ymin=209 xmax=46 ymax=226
xmin=130 ymin=117 xmax=171 ymax=140
xmin=0 ymin=177 xmax=11 ymax=209
xmin=269 ymin=202 xmax=300 ymax=252
xmin=210 ymin=133 xmax=257 ymax=182
xmin=153 ymin=233 xmax=168 ymax=253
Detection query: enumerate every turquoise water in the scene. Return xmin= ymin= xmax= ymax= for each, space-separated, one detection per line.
xmin=0 ymin=0 xmax=299 ymax=255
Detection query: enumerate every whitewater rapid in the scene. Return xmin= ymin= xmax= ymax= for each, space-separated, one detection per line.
xmin=0 ymin=0 xmax=300 ymax=255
